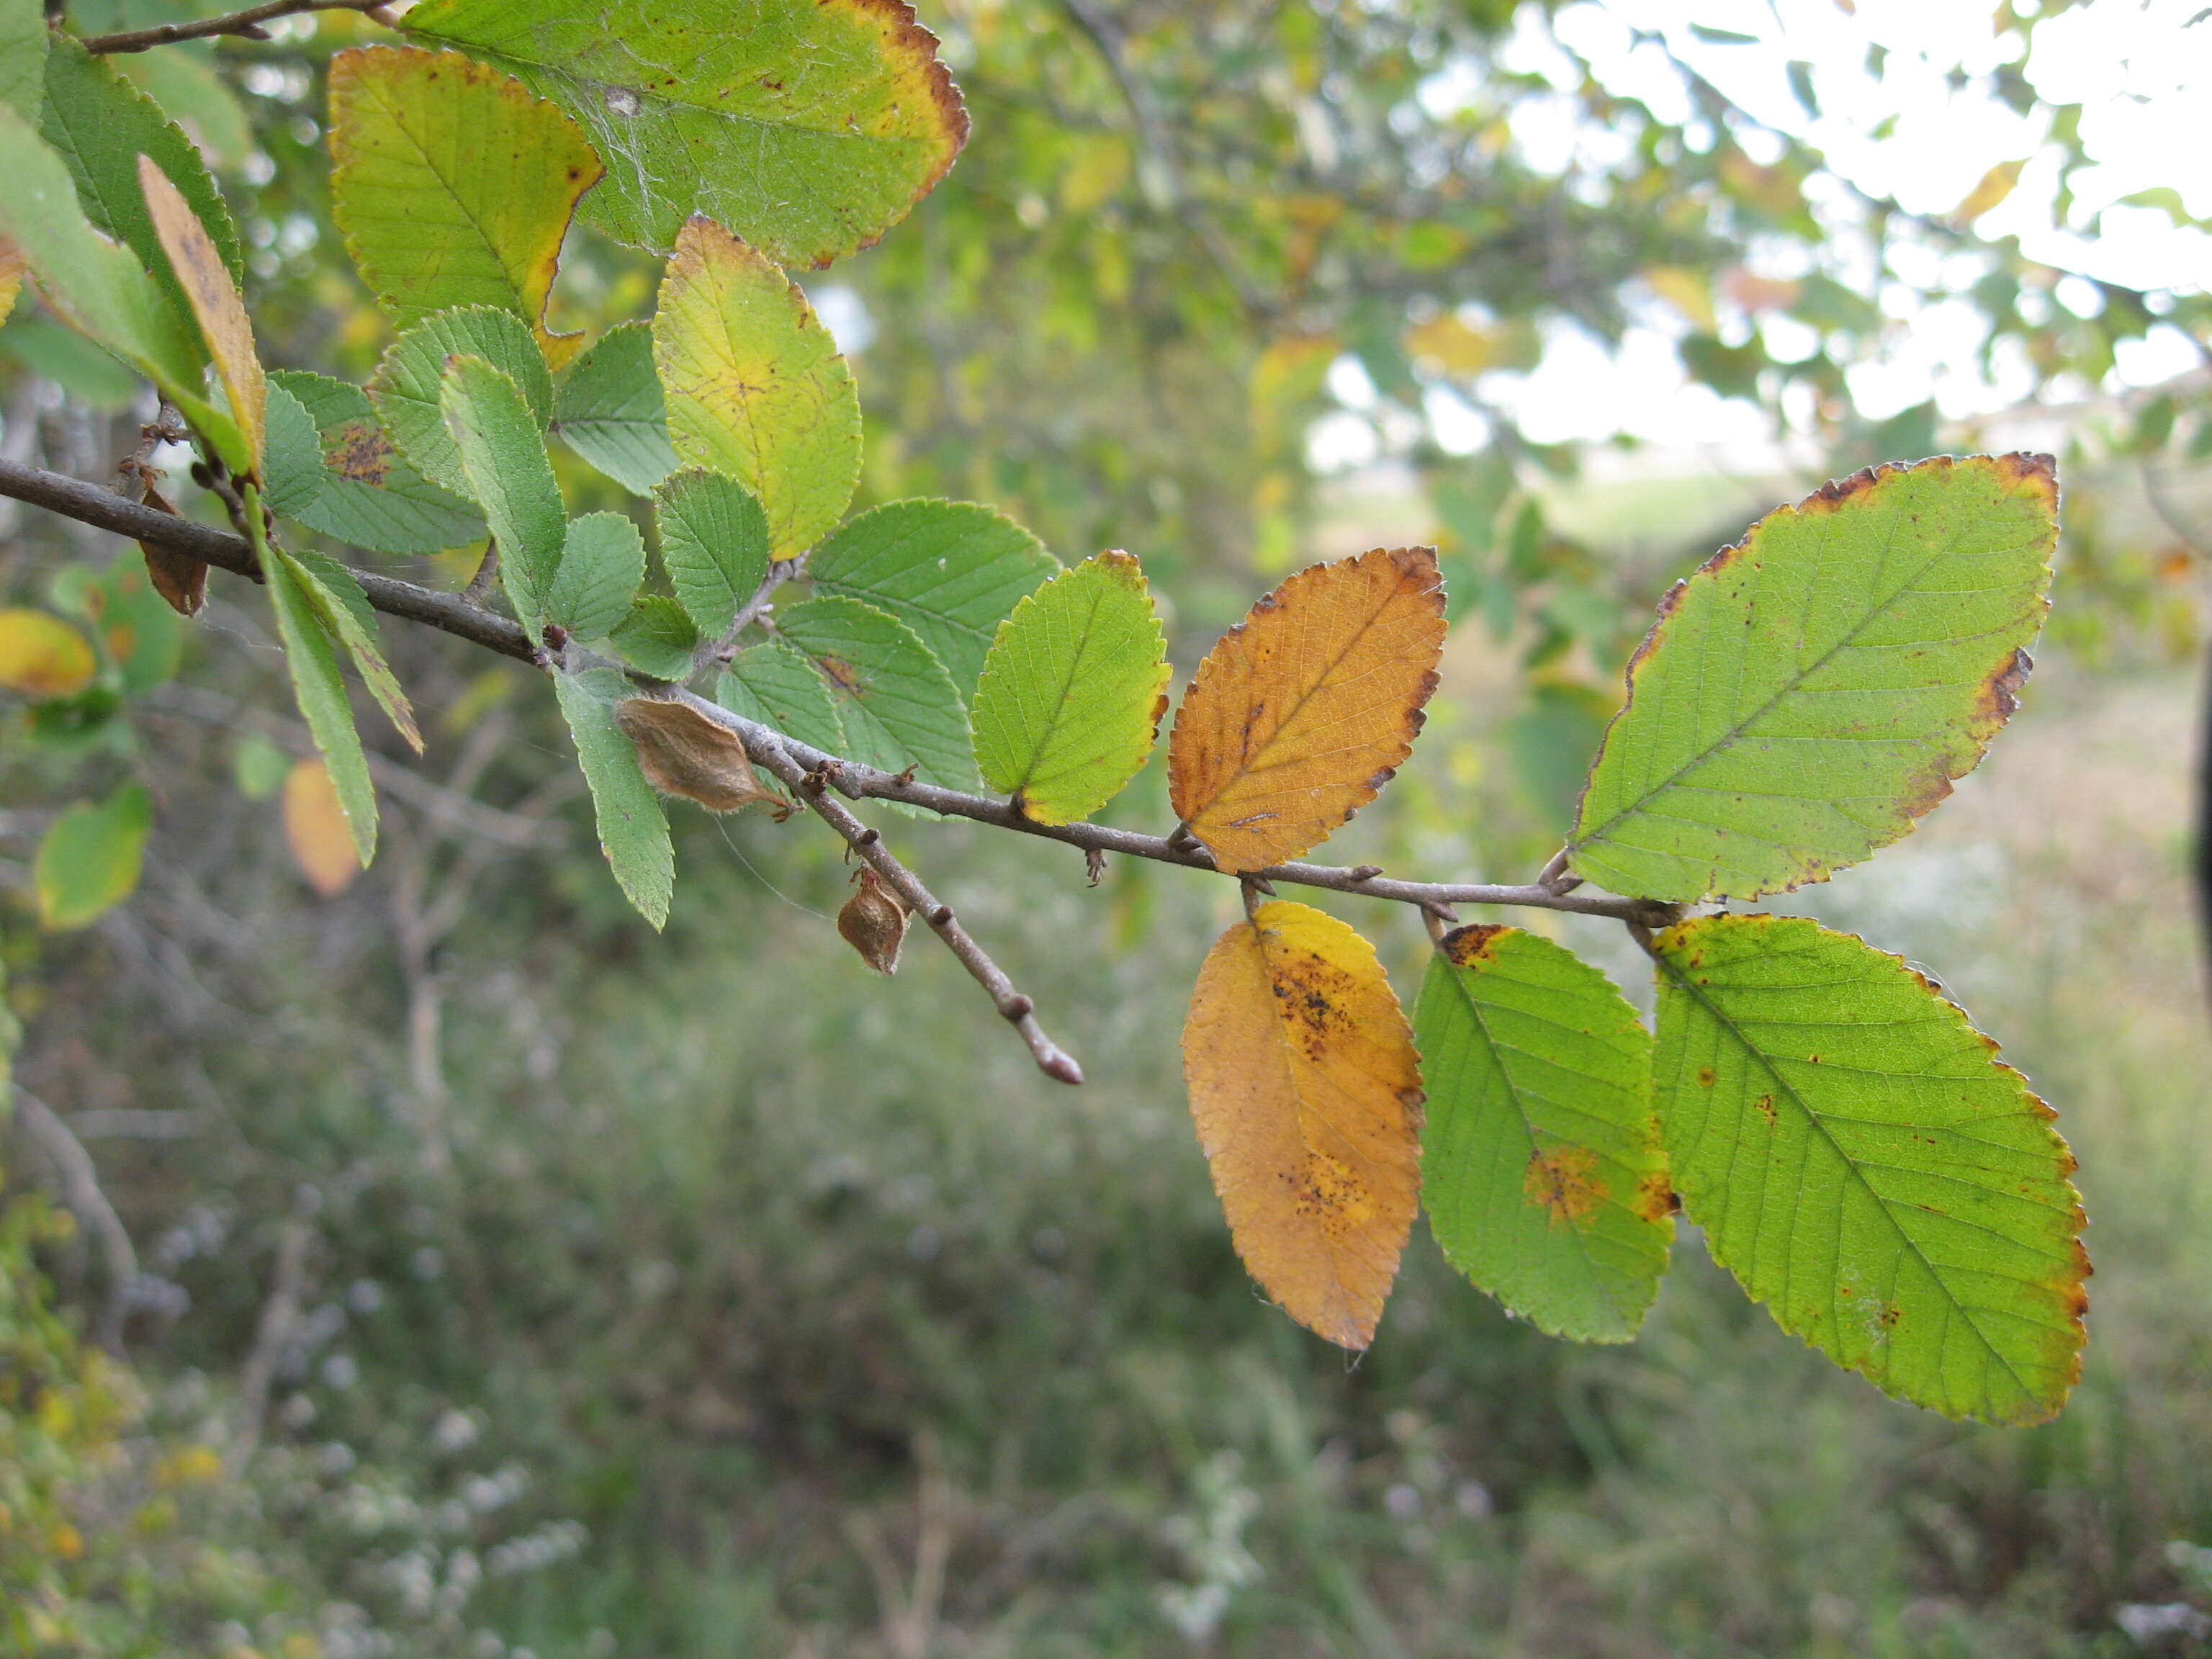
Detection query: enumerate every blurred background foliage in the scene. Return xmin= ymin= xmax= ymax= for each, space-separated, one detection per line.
xmin=3 ymin=0 xmax=2211 ymax=1653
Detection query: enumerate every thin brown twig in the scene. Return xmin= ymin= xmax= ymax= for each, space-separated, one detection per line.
xmin=81 ymin=0 xmax=382 ymax=53
xmin=12 ymin=1089 xmax=140 ymax=1352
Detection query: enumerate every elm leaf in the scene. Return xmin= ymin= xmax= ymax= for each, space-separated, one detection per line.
xmin=35 ymin=781 xmax=152 ymax=931
xmin=653 ymin=468 xmax=770 ymax=637
xmin=268 ymin=370 xmax=486 ymax=554
xmin=370 ymin=305 xmax=552 ymax=499
xmin=714 ymin=638 xmax=843 ymax=755
xmin=439 ymin=352 xmax=564 ymax=641
xmin=775 ymin=595 xmax=974 ymax=788
xmin=552 ymin=322 xmax=678 ymax=493
xmin=547 ymin=512 xmax=646 ymax=642
xmin=554 ymin=667 xmax=673 ymax=930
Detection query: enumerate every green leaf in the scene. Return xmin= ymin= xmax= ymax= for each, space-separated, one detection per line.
xmin=42 ymin=33 xmax=245 ymax=329
xmin=651 ymin=218 xmax=859 ymax=559
xmin=439 ymin=351 xmax=564 ymax=641
xmin=715 ymin=639 xmax=843 ymax=755
xmin=84 ymin=553 xmax=181 ymax=698
xmin=607 ymin=593 xmax=698 ymax=680
xmin=809 ymin=499 xmax=1059 ymax=696
xmin=775 ymin=595 xmax=974 ymax=788
xmin=328 ymin=45 xmax=602 ymax=356
xmin=257 ymin=494 xmax=376 ymax=866
xmin=35 ymin=781 xmax=151 ymax=930
xmin=233 ymin=732 xmax=291 ymax=801
xmin=552 ymin=667 xmax=673 ymax=929
xmin=1413 ymin=925 xmax=1671 ymax=1344
xmin=1651 ymin=913 xmax=2087 ymax=1425
xmin=971 ymin=551 xmax=1167 ymax=825
xmin=279 ymin=546 xmax=423 ymax=752
xmin=652 ymin=467 xmax=769 ymax=637
xmin=369 ymin=305 xmax=552 ymax=499
xmin=553 ymin=322 xmax=678 ymax=493
xmin=400 ymin=0 xmax=968 ymax=262
xmin=116 ymin=50 xmax=251 ymax=171
xmin=268 ymin=369 xmax=486 ymax=554
xmin=1 ymin=0 xmax=45 ymax=117
xmin=1568 ymin=455 xmax=2058 ymax=902
xmin=547 ymin=512 xmax=646 ymax=642
xmin=1 ymin=314 xmax=140 ymax=411
xmin=0 ymin=104 xmax=210 ymax=418
xmin=262 ymin=379 xmax=327 ymax=519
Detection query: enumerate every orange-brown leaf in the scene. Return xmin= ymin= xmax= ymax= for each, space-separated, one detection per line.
xmin=615 ymin=696 xmax=789 ymax=816
xmin=283 ymin=757 xmax=359 ymax=898
xmin=1180 ymin=899 xmax=1424 ymax=1349
xmin=1168 ymin=547 xmax=1445 ymax=873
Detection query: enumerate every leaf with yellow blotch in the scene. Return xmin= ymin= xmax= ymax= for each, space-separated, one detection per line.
xmin=0 ymin=608 xmax=96 ymax=697
xmin=283 ymin=757 xmax=360 ymax=898
xmin=139 ymin=154 xmax=262 ymax=474
xmin=1181 ymin=899 xmax=1424 ymax=1349
xmin=1169 ymin=547 xmax=1446 ymax=874
xmin=614 ymin=696 xmax=788 ymax=816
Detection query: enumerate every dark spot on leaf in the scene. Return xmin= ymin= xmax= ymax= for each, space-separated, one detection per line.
xmin=1440 ymin=923 xmax=1508 ymax=967
xmin=1524 ymin=1146 xmax=1605 ymax=1226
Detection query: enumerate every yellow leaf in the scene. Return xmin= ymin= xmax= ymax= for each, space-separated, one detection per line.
xmin=0 ymin=233 xmax=22 ymax=330
xmin=1169 ymin=547 xmax=1445 ymax=873
xmin=0 ymin=608 xmax=96 ymax=697
xmin=1954 ymin=160 xmax=2025 ymax=224
xmin=1644 ymin=266 xmax=1716 ymax=332
xmin=1404 ymin=310 xmax=1498 ymax=377
xmin=283 ymin=758 xmax=359 ymax=898
xmin=140 ymin=156 xmax=264 ymax=473
xmin=1181 ymin=899 xmax=1424 ymax=1349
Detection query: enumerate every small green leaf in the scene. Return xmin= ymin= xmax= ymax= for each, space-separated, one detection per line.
xmin=553 ymin=322 xmax=678 ymax=492
xmin=269 ymin=369 xmax=486 ymax=554
xmin=971 ymin=551 xmax=1167 ymax=825
xmin=35 ymin=781 xmax=152 ymax=930
xmin=716 ymin=639 xmax=843 ymax=755
xmin=1652 ymin=913 xmax=2088 ymax=1425
xmin=233 ymin=732 xmax=291 ymax=801
xmin=0 ymin=104 xmax=210 ymax=423
xmin=553 ymin=667 xmax=673 ymax=930
xmin=401 ymin=0 xmax=968 ymax=262
xmin=1414 ymin=925 xmax=1671 ymax=1344
xmin=439 ymin=352 xmax=565 ymax=641
xmin=257 ymin=495 xmax=376 ymax=866
xmin=1569 ymin=455 xmax=2058 ymax=902
xmin=328 ymin=45 xmax=602 ymax=356
xmin=651 ymin=218 xmax=860 ymax=559
xmin=42 ymin=34 xmax=245 ymax=323
xmin=262 ymin=379 xmax=328 ymax=519
xmin=279 ymin=547 xmax=423 ymax=752
xmin=607 ymin=593 xmax=698 ymax=680
xmin=370 ymin=305 xmax=552 ymax=498
xmin=547 ymin=512 xmax=646 ymax=642
xmin=776 ymin=595 xmax=974 ymax=788
xmin=810 ymin=499 xmax=1059 ymax=696
xmin=653 ymin=467 xmax=769 ymax=637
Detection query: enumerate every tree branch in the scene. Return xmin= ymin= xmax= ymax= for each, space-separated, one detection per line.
xmin=12 ymin=1089 xmax=140 ymax=1351
xmin=80 ymin=0 xmax=385 ymax=53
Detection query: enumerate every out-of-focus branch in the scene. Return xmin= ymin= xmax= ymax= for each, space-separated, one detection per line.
xmin=228 ymin=1217 xmax=312 ymax=1475
xmin=80 ymin=0 xmax=387 ymax=53
xmin=12 ymin=1089 xmax=140 ymax=1351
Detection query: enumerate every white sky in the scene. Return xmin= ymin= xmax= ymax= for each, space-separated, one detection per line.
xmin=1314 ymin=0 xmax=2212 ymax=467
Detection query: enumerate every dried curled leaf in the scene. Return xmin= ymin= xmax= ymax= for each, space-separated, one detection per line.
xmin=614 ymin=696 xmax=788 ymax=816
xmin=1182 ymin=899 xmax=1424 ymax=1349
xmin=1169 ymin=547 xmax=1446 ymax=873
xmin=837 ymin=865 xmax=912 ymax=975
xmin=134 ymin=482 xmax=207 ymax=618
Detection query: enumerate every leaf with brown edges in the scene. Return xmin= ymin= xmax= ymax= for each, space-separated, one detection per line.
xmin=1169 ymin=547 xmax=1445 ymax=873
xmin=1182 ymin=898 xmax=1424 ymax=1349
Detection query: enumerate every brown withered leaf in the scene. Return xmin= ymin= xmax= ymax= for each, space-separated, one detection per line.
xmin=614 ymin=696 xmax=788 ymax=816
xmin=283 ymin=757 xmax=359 ymax=898
xmin=1181 ymin=898 xmax=1424 ymax=1350
xmin=140 ymin=156 xmax=265 ymax=473
xmin=135 ymin=482 xmax=208 ymax=617
xmin=1168 ymin=547 xmax=1446 ymax=874
xmin=837 ymin=866 xmax=912 ymax=975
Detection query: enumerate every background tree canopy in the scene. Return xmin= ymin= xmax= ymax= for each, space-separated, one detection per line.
xmin=2 ymin=0 xmax=2210 ymax=1653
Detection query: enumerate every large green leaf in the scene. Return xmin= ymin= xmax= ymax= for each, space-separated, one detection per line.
xmin=35 ymin=781 xmax=153 ymax=930
xmin=653 ymin=468 xmax=770 ymax=637
xmin=715 ymin=639 xmax=843 ymax=755
xmin=0 ymin=104 xmax=211 ymax=423
xmin=651 ymin=217 xmax=859 ymax=559
xmin=400 ymin=0 xmax=968 ymax=262
xmin=971 ymin=551 xmax=1166 ymax=825
xmin=553 ymin=667 xmax=673 ymax=930
xmin=1414 ymin=925 xmax=1670 ymax=1344
xmin=552 ymin=322 xmax=678 ymax=493
xmin=1651 ymin=913 xmax=2087 ymax=1424
xmin=775 ymin=595 xmax=974 ymax=788
xmin=439 ymin=352 xmax=565 ymax=642
xmin=268 ymin=369 xmax=486 ymax=554
xmin=369 ymin=305 xmax=552 ymax=499
xmin=1568 ymin=456 xmax=2057 ymax=902
xmin=547 ymin=512 xmax=645 ymax=642
xmin=809 ymin=499 xmax=1058 ymax=696
xmin=257 ymin=495 xmax=376 ymax=866
xmin=1 ymin=0 xmax=45 ymax=117
xmin=42 ymin=33 xmax=245 ymax=320
xmin=328 ymin=45 xmax=601 ymax=356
